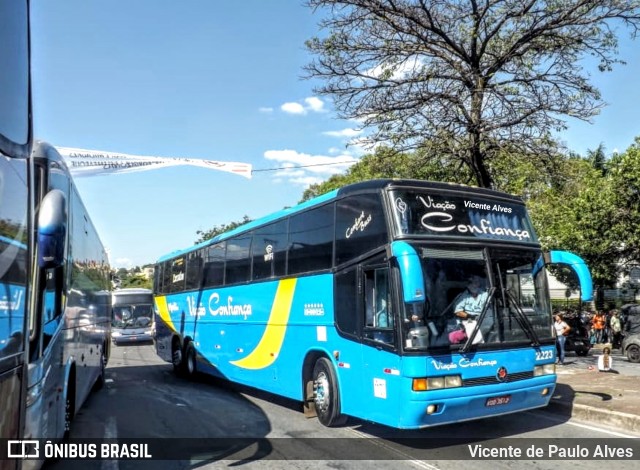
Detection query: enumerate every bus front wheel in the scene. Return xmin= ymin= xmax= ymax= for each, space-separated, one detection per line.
xmin=312 ymin=358 xmax=346 ymax=427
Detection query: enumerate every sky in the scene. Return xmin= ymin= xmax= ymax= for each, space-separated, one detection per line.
xmin=29 ymin=1 xmax=640 ymax=269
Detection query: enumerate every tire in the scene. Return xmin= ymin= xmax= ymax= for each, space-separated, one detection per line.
xmin=627 ymin=344 xmax=640 ymax=363
xmin=575 ymin=348 xmax=589 ymax=357
xmin=94 ymin=345 xmax=107 ymax=389
xmin=183 ymin=342 xmax=197 ymax=378
xmin=312 ymin=357 xmax=346 ymax=427
xmin=172 ymin=341 xmax=183 ymax=376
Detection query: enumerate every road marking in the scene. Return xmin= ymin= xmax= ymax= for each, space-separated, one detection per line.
xmin=101 ymin=416 xmax=119 ymax=470
xmin=526 ymin=410 xmax=639 ymax=438
xmin=347 ymin=427 xmax=440 ymax=469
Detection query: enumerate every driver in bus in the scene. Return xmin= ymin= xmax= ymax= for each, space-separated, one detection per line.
xmin=454 ymin=275 xmax=489 ymax=320
xmin=453 ymin=275 xmax=489 ymax=343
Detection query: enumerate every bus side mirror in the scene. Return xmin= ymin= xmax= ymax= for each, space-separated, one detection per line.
xmin=390 ymin=241 xmax=425 ymax=303
xmin=539 ymin=250 xmax=593 ymax=302
xmin=37 ymin=189 xmax=67 ymax=269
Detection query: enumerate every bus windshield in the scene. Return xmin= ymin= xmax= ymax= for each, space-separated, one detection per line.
xmin=404 ymin=245 xmax=552 ymax=351
xmin=112 ymin=293 xmax=153 ymax=329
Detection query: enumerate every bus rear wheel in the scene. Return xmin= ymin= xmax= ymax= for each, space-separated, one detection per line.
xmin=183 ymin=342 xmax=197 ymax=378
xmin=312 ymin=357 xmax=346 ymax=427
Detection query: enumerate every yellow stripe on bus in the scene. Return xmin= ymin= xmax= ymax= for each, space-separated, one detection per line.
xmin=155 ymin=296 xmax=177 ymax=332
xmin=230 ymin=278 xmax=297 ymax=370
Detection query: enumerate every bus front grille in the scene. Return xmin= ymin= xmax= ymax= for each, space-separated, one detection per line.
xmin=462 ymin=371 xmax=533 ymax=387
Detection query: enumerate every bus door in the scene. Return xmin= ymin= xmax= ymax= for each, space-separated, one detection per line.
xmin=359 ymin=260 xmax=403 ymax=420
xmin=27 ymin=155 xmax=70 ymax=440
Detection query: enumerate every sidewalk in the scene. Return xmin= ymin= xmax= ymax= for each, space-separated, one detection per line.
xmin=546 ymin=344 xmax=640 ymax=433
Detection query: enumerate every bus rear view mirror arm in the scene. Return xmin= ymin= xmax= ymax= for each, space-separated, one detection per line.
xmin=535 ymin=250 xmax=593 ymax=302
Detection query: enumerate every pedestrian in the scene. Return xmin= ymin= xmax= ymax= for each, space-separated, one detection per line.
xmin=554 ymin=313 xmax=571 ymax=365
xmin=591 ymin=311 xmax=606 ymax=344
xmin=597 ymin=347 xmax=618 ymax=373
xmin=610 ymin=310 xmax=622 ymax=349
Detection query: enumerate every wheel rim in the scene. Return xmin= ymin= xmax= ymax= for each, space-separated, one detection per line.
xmin=629 ymin=346 xmax=640 ymax=362
xmin=314 ymin=371 xmax=330 ymax=414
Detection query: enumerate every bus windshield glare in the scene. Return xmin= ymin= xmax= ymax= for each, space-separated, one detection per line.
xmin=402 ymin=245 xmax=552 ymax=351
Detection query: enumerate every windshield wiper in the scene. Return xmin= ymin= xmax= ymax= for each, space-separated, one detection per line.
xmin=505 ymin=290 xmax=540 ymax=347
xmin=460 ymin=287 xmax=496 ymax=353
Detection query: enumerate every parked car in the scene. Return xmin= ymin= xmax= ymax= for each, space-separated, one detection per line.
xmin=621 ymin=333 xmax=640 ymax=363
xmin=562 ymin=312 xmax=591 ymax=356
xmin=621 ymin=303 xmax=640 ymax=363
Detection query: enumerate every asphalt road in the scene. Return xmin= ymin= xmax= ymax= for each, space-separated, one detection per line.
xmin=43 ymin=343 xmax=639 ymax=470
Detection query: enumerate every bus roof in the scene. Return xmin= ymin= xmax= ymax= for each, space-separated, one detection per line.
xmin=155 ymin=179 xmax=525 ymax=263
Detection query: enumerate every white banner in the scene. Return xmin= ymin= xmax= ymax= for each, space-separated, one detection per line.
xmin=56 ymin=147 xmax=252 ymax=179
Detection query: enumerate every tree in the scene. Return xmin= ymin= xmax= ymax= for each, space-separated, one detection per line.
xmin=305 ymin=0 xmax=640 ymax=188
xmin=301 ymin=145 xmax=469 ymax=201
xmin=607 ymin=140 xmax=640 ymax=270
xmin=195 ymin=215 xmax=252 ymax=243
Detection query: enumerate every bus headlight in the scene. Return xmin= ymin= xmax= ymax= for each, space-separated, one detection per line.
xmin=26 ymin=381 xmax=44 ymax=407
xmin=412 ymin=375 xmax=462 ymax=391
xmin=534 ymin=364 xmax=556 ymax=376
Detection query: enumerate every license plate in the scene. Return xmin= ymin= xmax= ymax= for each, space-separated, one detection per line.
xmin=486 ymin=395 xmax=511 ymax=407
xmin=574 ymin=341 xmax=583 ymax=346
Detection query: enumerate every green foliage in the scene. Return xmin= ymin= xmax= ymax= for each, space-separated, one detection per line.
xmin=300 ymin=145 xmax=470 ymax=201
xmin=525 ymin=141 xmax=640 ymax=291
xmin=121 ymin=274 xmax=152 ymax=290
xmin=305 ymin=0 xmax=640 ymax=188
xmin=113 ymin=266 xmax=153 ymax=290
xmin=195 ymin=215 xmax=252 ymax=243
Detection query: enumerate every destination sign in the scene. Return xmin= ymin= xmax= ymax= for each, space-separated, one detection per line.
xmin=389 ymin=190 xmax=538 ymax=243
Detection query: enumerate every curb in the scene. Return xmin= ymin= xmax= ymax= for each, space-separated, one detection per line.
xmin=547 ymin=400 xmax=640 ymax=434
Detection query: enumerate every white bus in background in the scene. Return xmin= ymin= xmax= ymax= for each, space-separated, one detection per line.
xmin=111 ymin=288 xmax=155 ymax=345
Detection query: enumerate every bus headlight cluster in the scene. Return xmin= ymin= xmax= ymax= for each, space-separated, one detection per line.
xmin=412 ymin=375 xmax=462 ymax=391
xmin=26 ymin=381 xmax=44 ymax=407
xmin=533 ymin=364 xmax=556 ymax=376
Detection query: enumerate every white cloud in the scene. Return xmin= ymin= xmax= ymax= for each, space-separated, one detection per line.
xmin=259 ymin=107 xmax=274 ymax=113
xmin=281 ymin=102 xmax=306 ymax=115
xmin=280 ymin=96 xmax=326 ymax=115
xmin=304 ymin=97 xmax=325 ymax=113
xmin=365 ymin=56 xmax=423 ymax=81
xmin=263 ymin=149 xmax=358 ymax=186
xmin=323 ymin=128 xmax=362 ymax=138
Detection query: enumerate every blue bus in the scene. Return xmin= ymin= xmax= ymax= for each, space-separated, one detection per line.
xmin=2 ymin=4 xmax=111 ymax=468
xmin=153 ymin=179 xmax=592 ymax=429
